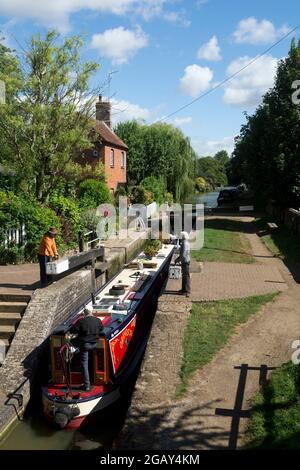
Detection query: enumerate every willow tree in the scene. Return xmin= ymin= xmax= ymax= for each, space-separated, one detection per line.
xmin=115 ymin=120 xmax=196 ymax=201
xmin=0 ymin=31 xmax=101 ymax=202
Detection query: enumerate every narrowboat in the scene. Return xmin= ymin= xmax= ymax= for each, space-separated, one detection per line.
xmin=42 ymin=243 xmax=174 ymax=429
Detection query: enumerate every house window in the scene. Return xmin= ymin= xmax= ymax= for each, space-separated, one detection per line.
xmin=121 ymin=151 xmax=126 ymax=169
xmin=110 ymin=149 xmax=114 ymax=167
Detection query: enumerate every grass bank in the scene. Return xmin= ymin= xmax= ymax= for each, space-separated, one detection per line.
xmin=256 ymin=216 xmax=300 ymax=263
xmin=245 ymin=361 xmax=300 ymax=449
xmin=176 ymin=293 xmax=278 ymax=397
xmin=192 ymin=217 xmax=254 ymax=263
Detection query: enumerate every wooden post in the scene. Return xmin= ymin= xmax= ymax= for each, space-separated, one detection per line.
xmin=91 ymin=258 xmax=96 ymax=303
xmin=78 ymin=231 xmax=84 ymax=253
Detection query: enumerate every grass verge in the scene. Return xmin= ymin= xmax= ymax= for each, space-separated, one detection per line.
xmin=176 ymin=293 xmax=278 ymax=397
xmin=245 ymin=361 xmax=300 ymax=449
xmin=256 ymin=216 xmax=300 ymax=263
xmin=192 ymin=218 xmax=254 ymax=263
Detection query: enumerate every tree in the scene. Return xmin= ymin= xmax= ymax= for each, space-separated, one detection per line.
xmin=114 ymin=121 xmax=146 ymax=184
xmin=230 ymin=38 xmax=300 ymax=208
xmin=196 ymin=156 xmax=228 ymax=188
xmin=0 ymin=31 xmax=100 ymax=202
xmin=214 ymin=150 xmax=230 ymax=167
xmin=79 ymin=179 xmax=113 ymax=209
xmin=195 ymin=176 xmax=209 ymax=192
xmin=115 ymin=121 xmax=196 ymax=201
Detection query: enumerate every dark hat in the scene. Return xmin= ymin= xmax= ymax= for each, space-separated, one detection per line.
xmin=48 ymin=227 xmax=58 ymax=235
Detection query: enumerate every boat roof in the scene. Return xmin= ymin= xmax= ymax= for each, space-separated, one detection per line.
xmin=53 ymin=244 xmax=174 ymax=337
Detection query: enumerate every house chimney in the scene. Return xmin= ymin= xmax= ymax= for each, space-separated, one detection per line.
xmin=96 ymin=95 xmax=112 ymax=128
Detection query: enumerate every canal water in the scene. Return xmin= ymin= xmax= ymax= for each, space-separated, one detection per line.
xmin=194 ymin=190 xmax=219 ymax=208
xmin=0 ymin=374 xmax=137 ymax=450
xmin=0 ymin=388 xmax=134 ymax=450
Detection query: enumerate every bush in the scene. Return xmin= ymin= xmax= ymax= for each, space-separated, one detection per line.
xmin=0 ymin=243 xmax=25 ymax=265
xmin=49 ymin=194 xmax=81 ymax=244
xmin=80 ymin=209 xmax=102 ymax=232
xmin=115 ymin=186 xmax=127 ymax=197
xmin=0 ymin=191 xmax=61 ymax=261
xmin=141 ymin=176 xmax=166 ymax=204
xmin=143 ymin=239 xmax=161 ymax=257
xmin=79 ymin=179 xmax=113 ymax=209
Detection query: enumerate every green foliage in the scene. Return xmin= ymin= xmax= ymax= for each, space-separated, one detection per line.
xmin=0 ymin=190 xmax=61 ymax=261
xmin=0 ymin=243 xmax=25 ymax=265
xmin=230 ymin=39 xmax=300 ymax=207
xmin=255 ymin=216 xmax=300 ymax=263
xmin=140 ymin=176 xmax=166 ymax=204
xmin=214 ymin=150 xmax=230 ymax=167
xmin=115 ymin=121 xmax=196 ymax=201
xmin=246 ymin=362 xmax=300 ymax=449
xmin=115 ymin=186 xmax=127 ymax=197
xmin=79 ymin=179 xmax=113 ymax=209
xmin=196 ymin=156 xmax=228 ymax=188
xmin=114 ymin=121 xmax=146 ymax=184
xmin=49 ymin=194 xmax=81 ymax=244
xmin=129 ymin=185 xmax=152 ymax=204
xmin=195 ymin=176 xmax=210 ymax=192
xmin=80 ymin=209 xmax=102 ymax=232
xmin=192 ymin=217 xmax=254 ymax=263
xmin=0 ymin=31 xmax=99 ymax=202
xmin=143 ymin=239 xmax=161 ymax=257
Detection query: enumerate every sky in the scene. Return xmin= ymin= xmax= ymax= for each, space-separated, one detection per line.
xmin=0 ymin=0 xmax=299 ymax=157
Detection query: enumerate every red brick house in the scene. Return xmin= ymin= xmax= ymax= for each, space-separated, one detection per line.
xmin=82 ymin=95 xmax=128 ymax=193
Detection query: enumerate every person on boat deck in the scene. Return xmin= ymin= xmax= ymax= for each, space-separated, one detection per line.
xmin=175 ymin=231 xmax=191 ymax=297
xmin=68 ymin=306 xmax=103 ymax=392
xmin=38 ymin=227 xmax=59 ymax=288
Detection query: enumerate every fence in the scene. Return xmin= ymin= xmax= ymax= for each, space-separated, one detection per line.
xmin=4 ymin=224 xmax=26 ymax=248
xmin=128 ymin=202 xmax=158 ymax=220
xmin=266 ymin=201 xmax=300 ymax=236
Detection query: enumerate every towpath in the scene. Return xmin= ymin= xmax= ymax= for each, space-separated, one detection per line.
xmin=119 ymin=215 xmax=300 ymax=450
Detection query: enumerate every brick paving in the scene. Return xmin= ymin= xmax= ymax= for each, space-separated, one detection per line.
xmin=167 ymin=259 xmax=287 ymax=301
xmin=0 ymin=264 xmax=39 ymax=298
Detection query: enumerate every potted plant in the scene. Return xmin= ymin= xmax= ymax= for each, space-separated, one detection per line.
xmin=143 ymin=239 xmax=161 ymax=259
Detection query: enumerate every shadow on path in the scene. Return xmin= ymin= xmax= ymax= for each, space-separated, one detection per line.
xmin=215 ymin=363 xmax=276 ymax=450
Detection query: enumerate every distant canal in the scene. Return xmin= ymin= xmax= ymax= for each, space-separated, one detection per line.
xmin=194 ymin=190 xmax=219 ymax=208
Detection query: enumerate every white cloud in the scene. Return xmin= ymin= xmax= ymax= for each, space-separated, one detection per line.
xmin=173 ymin=116 xmax=192 ymax=126
xmin=0 ymin=0 xmax=173 ymax=32
xmin=223 ymin=55 xmax=278 ymax=107
xmin=233 ymin=17 xmax=289 ymax=45
xmin=196 ymin=0 xmax=209 ymax=8
xmin=197 ymin=35 xmax=221 ymax=61
xmin=163 ymin=11 xmax=191 ymax=28
xmin=192 ymin=136 xmax=235 ymax=157
xmin=90 ymin=26 xmax=148 ymax=64
xmin=110 ymin=98 xmax=151 ymax=124
xmin=180 ymin=64 xmax=213 ymax=98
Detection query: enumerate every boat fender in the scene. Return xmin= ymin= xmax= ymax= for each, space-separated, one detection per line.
xmin=53 ymin=405 xmax=80 ymax=429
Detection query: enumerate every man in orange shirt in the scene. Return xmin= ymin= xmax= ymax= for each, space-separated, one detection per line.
xmin=38 ymin=227 xmax=59 ymax=287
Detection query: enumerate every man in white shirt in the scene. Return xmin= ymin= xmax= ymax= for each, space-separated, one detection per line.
xmin=175 ymin=231 xmax=191 ymax=297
